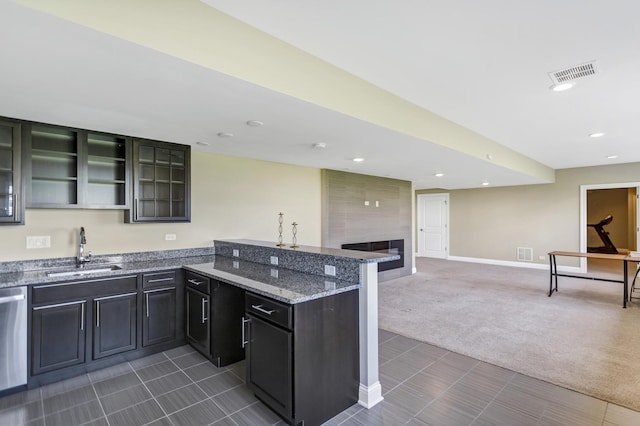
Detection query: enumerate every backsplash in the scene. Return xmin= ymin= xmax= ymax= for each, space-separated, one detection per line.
xmin=214 ymin=239 xmax=399 ymax=284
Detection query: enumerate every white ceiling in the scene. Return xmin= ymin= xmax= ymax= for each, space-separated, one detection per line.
xmin=2 ymin=0 xmax=639 ymax=189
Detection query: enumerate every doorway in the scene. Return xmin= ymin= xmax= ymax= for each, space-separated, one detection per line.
xmin=416 ymin=193 xmax=449 ymax=258
xmin=580 ymin=183 xmax=640 ymax=273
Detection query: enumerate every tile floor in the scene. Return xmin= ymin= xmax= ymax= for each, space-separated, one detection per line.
xmin=2 ymin=329 xmax=640 ymax=425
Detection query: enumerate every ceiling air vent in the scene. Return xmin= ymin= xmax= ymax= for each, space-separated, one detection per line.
xmin=549 ymin=61 xmax=598 ymax=84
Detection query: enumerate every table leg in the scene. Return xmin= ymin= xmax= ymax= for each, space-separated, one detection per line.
xmin=549 ymin=254 xmax=558 ymax=296
xmin=624 ymin=260 xmax=628 ymax=308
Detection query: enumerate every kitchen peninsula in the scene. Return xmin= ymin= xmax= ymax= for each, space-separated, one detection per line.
xmin=0 ymin=239 xmax=398 ymax=425
xmin=206 ymin=239 xmax=399 ymax=413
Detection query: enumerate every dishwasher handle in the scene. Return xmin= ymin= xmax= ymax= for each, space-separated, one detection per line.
xmin=0 ymin=294 xmax=25 ymax=304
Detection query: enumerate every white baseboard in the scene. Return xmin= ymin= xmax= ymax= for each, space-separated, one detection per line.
xmin=358 ymin=382 xmax=384 ymax=409
xmin=447 ymin=256 xmax=581 ymax=273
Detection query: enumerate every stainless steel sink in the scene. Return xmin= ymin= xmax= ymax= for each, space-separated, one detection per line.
xmin=46 ymin=265 xmax=122 ymax=277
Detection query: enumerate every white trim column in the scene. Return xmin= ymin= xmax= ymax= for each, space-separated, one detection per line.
xmin=358 ymin=262 xmax=383 ymax=408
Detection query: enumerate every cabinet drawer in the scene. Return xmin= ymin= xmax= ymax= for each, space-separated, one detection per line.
xmin=246 ymin=292 xmax=292 ymax=330
xmin=185 ymin=271 xmax=210 ymax=293
xmin=32 ymin=275 xmax=138 ymax=305
xmin=142 ymin=270 xmax=176 ymax=289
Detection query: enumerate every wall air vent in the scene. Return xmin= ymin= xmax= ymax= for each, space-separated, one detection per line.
xmin=549 ymin=61 xmax=598 ymax=84
xmin=517 ymin=247 xmax=533 ymax=262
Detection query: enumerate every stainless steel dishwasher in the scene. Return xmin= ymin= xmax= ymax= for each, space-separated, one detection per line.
xmin=0 ymin=286 xmax=27 ymax=392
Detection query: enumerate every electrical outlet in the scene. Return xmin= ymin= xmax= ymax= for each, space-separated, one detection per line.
xmin=364 ymin=201 xmax=370 ymax=206
xmin=324 ymin=265 xmax=336 ymax=276
xmin=539 ymin=255 xmax=546 ymax=260
xmin=233 ymin=261 xmax=240 ymax=269
xmin=270 ymin=256 xmax=279 ymax=266
xmin=270 ymin=268 xmax=279 ymax=278
xmin=26 ymin=236 xmax=50 ymax=249
xmin=165 ymin=233 xmax=176 ymax=241
xmin=325 ymin=281 xmax=336 ymax=290
xmin=233 ymin=249 xmax=239 ymax=257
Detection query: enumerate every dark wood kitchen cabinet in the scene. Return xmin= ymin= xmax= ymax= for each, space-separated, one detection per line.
xmin=185 ymin=271 xmax=245 ymax=367
xmin=0 ymin=118 xmax=24 ymax=224
xmin=29 ymin=275 xmax=138 ymax=385
xmin=27 ymin=268 xmax=186 ymax=388
xmin=31 ymin=300 xmax=86 ymax=375
xmin=23 ymin=121 xmax=130 ymax=209
xmin=186 ymin=283 xmax=210 ymax=355
xmin=93 ymin=292 xmax=137 ymax=359
xmin=142 ymin=270 xmax=183 ymax=348
xmin=244 ymin=290 xmax=359 ymax=426
xmin=125 ymin=139 xmax=190 ymax=223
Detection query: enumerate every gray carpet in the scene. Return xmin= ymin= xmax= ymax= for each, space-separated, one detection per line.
xmin=378 ymin=257 xmax=640 ymax=412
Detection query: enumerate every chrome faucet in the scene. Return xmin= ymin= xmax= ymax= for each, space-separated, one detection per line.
xmin=77 ymin=226 xmax=92 ymax=267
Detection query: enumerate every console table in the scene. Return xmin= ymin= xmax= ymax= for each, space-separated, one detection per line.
xmin=548 ymin=251 xmax=640 ymax=308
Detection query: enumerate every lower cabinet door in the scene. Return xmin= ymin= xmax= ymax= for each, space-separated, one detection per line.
xmin=186 ymin=287 xmax=209 ymax=355
xmin=246 ymin=314 xmax=292 ymax=421
xmin=93 ymin=293 xmax=137 ymax=359
xmin=31 ymin=301 xmax=86 ymax=375
xmin=143 ymin=287 xmax=177 ymax=347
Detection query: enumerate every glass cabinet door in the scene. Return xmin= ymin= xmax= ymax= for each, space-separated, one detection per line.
xmin=127 ymin=139 xmax=190 ymax=223
xmin=0 ymin=119 xmax=23 ymax=224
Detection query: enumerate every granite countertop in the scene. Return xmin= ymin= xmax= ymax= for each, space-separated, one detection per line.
xmin=184 ymin=256 xmax=360 ymax=304
xmin=0 ymin=253 xmax=361 ymax=304
xmin=216 ymin=239 xmax=400 ymax=263
xmin=0 ymin=255 xmax=215 ymax=289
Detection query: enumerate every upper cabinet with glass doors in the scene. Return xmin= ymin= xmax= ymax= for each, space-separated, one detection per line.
xmin=0 ymin=118 xmax=24 ymax=225
xmin=125 ymin=139 xmax=190 ymax=223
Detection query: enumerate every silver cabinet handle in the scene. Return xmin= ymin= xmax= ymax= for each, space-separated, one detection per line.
xmin=81 ymin=302 xmax=85 ymax=331
xmin=188 ymin=279 xmax=204 ymax=286
xmin=96 ymin=300 xmax=100 ymax=328
xmin=0 ymin=294 xmax=25 ymax=304
xmin=251 ymin=304 xmax=275 ymax=315
xmin=202 ymin=298 xmax=208 ymax=323
xmin=146 ymin=293 xmax=150 ymax=318
xmin=242 ymin=317 xmax=250 ymax=348
xmin=147 ymin=277 xmax=174 ymax=283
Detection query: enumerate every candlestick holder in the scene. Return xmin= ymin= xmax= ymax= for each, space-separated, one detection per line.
xmin=276 ymin=212 xmax=285 ymax=247
xmin=291 ymin=222 xmax=299 ymax=248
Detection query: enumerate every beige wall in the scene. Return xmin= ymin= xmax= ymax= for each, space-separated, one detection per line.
xmin=0 ymin=152 xmax=322 ymax=261
xmin=417 ymin=162 xmax=640 ymax=266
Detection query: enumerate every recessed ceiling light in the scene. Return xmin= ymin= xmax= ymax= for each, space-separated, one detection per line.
xmin=550 ymin=82 xmax=575 ymax=92
xmin=434 ymin=173 xmax=444 ymax=177
xmin=481 ymin=181 xmax=490 ymax=186
xmin=246 ymin=120 xmax=264 ymax=127
xmin=352 ymin=158 xmax=365 ymax=163
xmin=217 ymin=132 xmax=234 ymax=138
xmin=589 ymin=132 xmax=605 ymax=138
xmin=607 ymin=155 xmax=618 ymax=159
xmin=195 ymin=141 xmax=210 ymax=146
xmin=313 ymin=142 xmax=327 ymax=149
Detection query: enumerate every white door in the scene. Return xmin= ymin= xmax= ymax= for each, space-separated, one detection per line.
xmin=417 ymin=194 xmax=449 ymax=258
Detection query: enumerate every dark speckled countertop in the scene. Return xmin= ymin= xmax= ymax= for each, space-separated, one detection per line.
xmin=0 ymin=239 xmax=395 ymax=303
xmin=184 ymin=256 xmax=360 ymax=304
xmin=0 ymin=254 xmax=214 ymax=288
xmin=0 ymin=244 xmax=365 ymax=304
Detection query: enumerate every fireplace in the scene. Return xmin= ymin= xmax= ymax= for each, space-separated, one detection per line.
xmin=341 ymin=239 xmax=404 ymax=272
